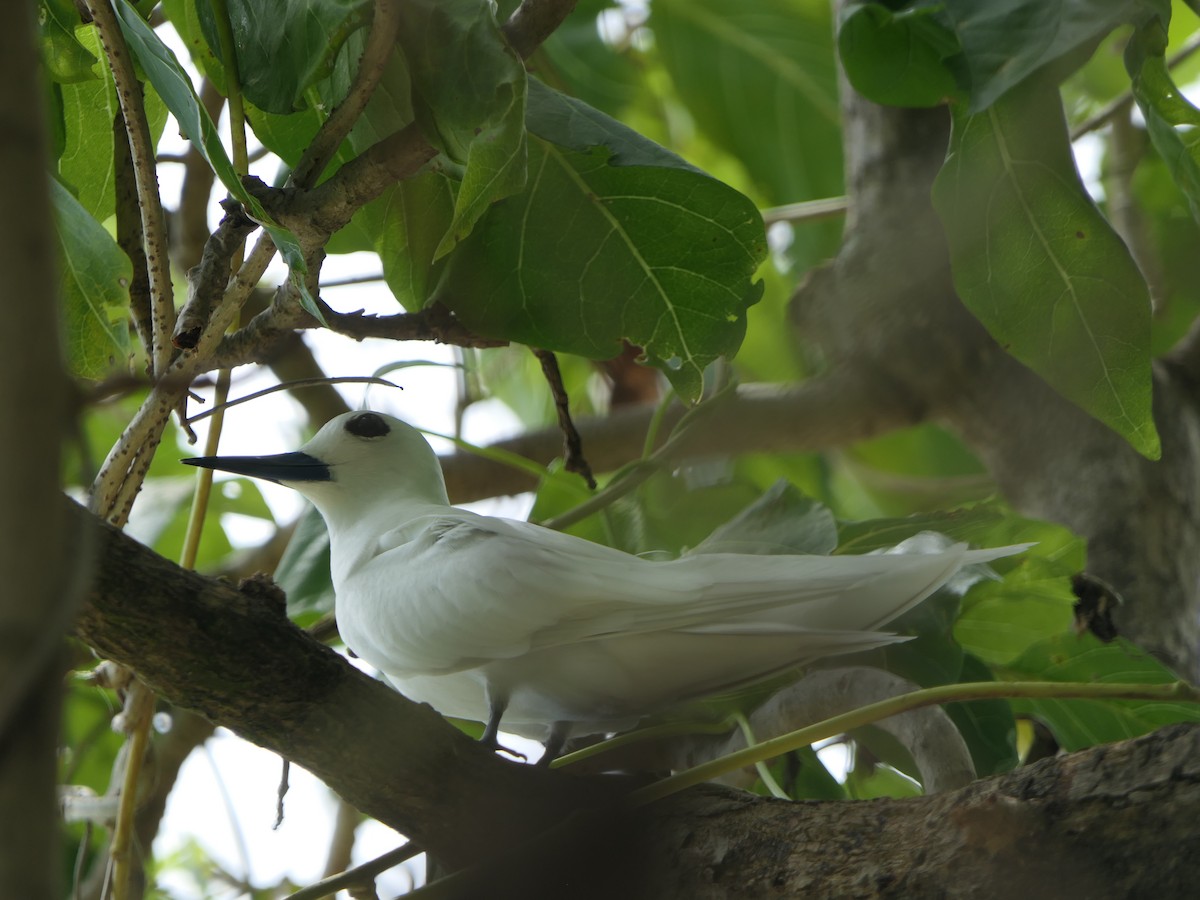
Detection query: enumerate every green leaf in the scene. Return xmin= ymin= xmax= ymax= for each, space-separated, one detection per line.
xmin=932 ymin=77 xmax=1160 ymax=459
xmin=954 ymin=556 xmax=1077 ymax=666
xmin=52 ymin=179 xmax=132 ymax=379
xmin=195 ymin=0 xmax=371 ymax=114
xmin=57 ymin=25 xmax=168 ymax=221
xmin=112 ymin=1 xmax=320 ymax=320
xmin=1002 ymin=634 xmax=1200 ymax=751
xmin=941 ymin=0 xmax=1169 ymax=113
xmin=364 ymin=175 xmax=456 ymax=310
xmin=871 ymin=592 xmax=1018 ymax=775
xmin=1126 ymin=21 xmax=1200 ymax=223
xmin=651 ymin=0 xmax=843 ymax=205
xmin=687 ymin=480 xmax=837 ymax=556
xmin=398 ymin=0 xmax=528 ymax=257
xmin=38 ymin=0 xmax=100 ymax=83
xmin=838 ymin=2 xmax=963 ymax=108
xmin=533 ymin=0 xmax=643 ymax=116
xmin=275 ymin=505 xmax=335 ymax=622
xmin=436 ymin=84 xmax=767 ymax=402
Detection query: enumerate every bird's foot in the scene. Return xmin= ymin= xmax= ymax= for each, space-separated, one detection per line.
xmin=480 ymin=733 xmax=527 ymax=762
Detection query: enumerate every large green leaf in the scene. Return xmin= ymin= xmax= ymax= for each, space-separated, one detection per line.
xmin=651 ymin=0 xmax=842 ymax=206
xmin=397 ymin=0 xmax=527 ymax=258
xmin=435 ymin=81 xmax=766 ymax=402
xmin=932 ymin=76 xmax=1160 ymax=459
xmin=1003 ymin=634 xmax=1200 ymax=751
xmin=275 ymin=505 xmax=335 ymax=623
xmin=367 ymin=175 xmax=455 ymax=309
xmin=436 ymin=146 xmax=764 ymax=400
xmin=687 ymin=480 xmax=837 ymax=556
xmin=112 ymin=1 xmax=318 ymax=318
xmin=874 ymin=593 xmax=1018 ymax=775
xmin=941 ymin=0 xmax=1168 ymax=112
xmin=1127 ymin=21 xmax=1200 ymax=223
xmin=52 ymin=180 xmax=132 ymax=379
xmin=57 ymin=25 xmax=168 ymax=221
xmin=196 ymin=0 xmax=371 ymax=114
xmin=954 ymin=556 xmax=1077 ymax=666
xmin=838 ymin=2 xmax=963 ymax=108
xmin=38 ymin=0 xmax=100 ymax=83
xmin=532 ymin=0 xmax=643 ymax=117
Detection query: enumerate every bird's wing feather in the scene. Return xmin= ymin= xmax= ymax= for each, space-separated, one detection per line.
xmin=356 ymin=511 xmax=1026 ymax=674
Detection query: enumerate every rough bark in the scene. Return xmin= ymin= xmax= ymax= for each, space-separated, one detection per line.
xmin=643 ymin=721 xmax=1200 ymax=900
xmin=0 ymin=3 xmax=71 ymax=897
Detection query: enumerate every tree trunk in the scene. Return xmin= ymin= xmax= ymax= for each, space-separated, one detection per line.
xmin=0 ymin=3 xmax=71 ymax=897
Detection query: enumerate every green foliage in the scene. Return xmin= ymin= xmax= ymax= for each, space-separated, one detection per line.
xmin=113 ymin=0 xmax=319 ymax=318
xmin=437 ymin=80 xmax=768 ymax=402
xmin=1004 ymin=635 xmax=1200 ymax=750
xmin=941 ymin=0 xmax=1168 ymax=112
xmin=838 ymin=2 xmax=963 ymax=108
xmin=1126 ymin=19 xmax=1200 ymax=222
xmin=195 ymin=0 xmax=371 ymax=114
xmin=38 ymin=0 xmax=100 ymax=83
xmin=933 ymin=75 xmax=1160 ymax=459
xmin=51 ymin=179 xmax=132 ymax=379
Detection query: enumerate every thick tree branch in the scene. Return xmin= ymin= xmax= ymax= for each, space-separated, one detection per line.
xmin=435 ymin=377 xmax=924 ymax=504
xmin=643 ymin=722 xmax=1200 ymax=899
xmin=0 ymin=5 xmax=71 ymax=895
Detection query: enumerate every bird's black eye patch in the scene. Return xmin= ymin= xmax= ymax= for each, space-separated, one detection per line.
xmin=346 ymin=412 xmax=390 ymax=439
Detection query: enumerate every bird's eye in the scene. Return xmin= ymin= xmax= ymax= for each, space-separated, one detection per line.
xmin=345 ymin=412 xmax=390 ymax=439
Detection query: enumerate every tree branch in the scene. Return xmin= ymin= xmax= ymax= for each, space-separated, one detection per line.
xmin=436 ymin=376 xmax=924 ymax=504
xmin=290 ymin=0 xmax=403 ymax=191
xmin=0 ymin=4 xmax=72 ymax=894
xmin=501 ymin=0 xmax=579 ymax=59
xmin=86 ymin=0 xmax=175 ymax=376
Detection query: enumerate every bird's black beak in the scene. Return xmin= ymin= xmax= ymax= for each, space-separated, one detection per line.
xmin=181 ymin=451 xmax=332 ymax=484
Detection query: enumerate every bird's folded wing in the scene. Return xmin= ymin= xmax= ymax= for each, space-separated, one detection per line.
xmin=365 ymin=513 xmax=1027 ymax=672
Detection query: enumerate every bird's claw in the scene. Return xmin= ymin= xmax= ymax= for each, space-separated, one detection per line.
xmin=481 ymin=735 xmax=527 ymax=762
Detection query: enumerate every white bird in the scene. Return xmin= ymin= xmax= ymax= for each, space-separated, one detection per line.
xmin=185 ymin=411 xmax=1027 ymax=761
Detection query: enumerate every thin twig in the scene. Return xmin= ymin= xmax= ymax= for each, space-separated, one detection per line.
xmin=532 ymin=348 xmax=596 ymax=488
xmin=172 ymin=201 xmax=258 ymax=349
xmin=538 ymin=387 xmax=735 ymax=530
xmin=287 ymin=843 xmax=423 ymax=900
xmin=761 ymin=196 xmax=849 ymax=226
xmin=184 ymin=376 xmax=401 ymax=423
xmin=320 ymin=272 xmax=387 ymax=288
xmin=292 ymin=0 xmax=402 ymax=191
xmin=113 ymin=104 xmax=153 ymax=358
xmin=109 ymin=681 xmax=155 ymax=900
xmin=274 ymin=758 xmax=290 ymax=829
xmin=86 ymin=0 xmax=175 ymax=376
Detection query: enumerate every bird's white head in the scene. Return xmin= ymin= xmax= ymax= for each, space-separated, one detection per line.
xmin=183 ymin=411 xmax=450 ymax=531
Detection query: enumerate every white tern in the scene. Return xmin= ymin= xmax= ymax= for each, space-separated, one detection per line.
xmin=185 ymin=411 xmax=1027 ymax=760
